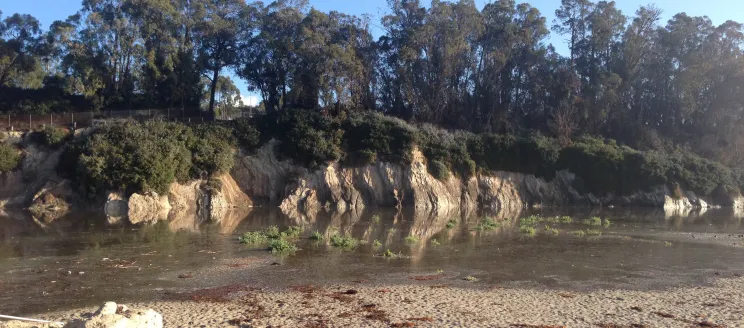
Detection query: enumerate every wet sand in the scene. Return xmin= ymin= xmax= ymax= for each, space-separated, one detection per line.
xmin=32 ymin=277 xmax=744 ymax=327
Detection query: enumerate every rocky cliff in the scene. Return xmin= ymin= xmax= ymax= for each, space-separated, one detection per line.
xmin=3 ymin=138 xmax=743 ymax=225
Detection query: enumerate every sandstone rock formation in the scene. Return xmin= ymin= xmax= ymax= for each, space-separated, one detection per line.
xmin=63 ymin=302 xmax=162 ymax=328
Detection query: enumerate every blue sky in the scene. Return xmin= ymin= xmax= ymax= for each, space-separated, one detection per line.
xmin=3 ymin=0 xmax=743 ymax=101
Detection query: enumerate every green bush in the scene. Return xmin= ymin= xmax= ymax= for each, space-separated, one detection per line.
xmin=232 ymin=119 xmax=261 ymax=151
xmin=268 ymin=109 xmax=343 ymax=168
xmin=69 ymin=121 xmax=234 ymax=195
xmin=428 ymin=160 xmax=449 ymax=180
xmin=39 ymin=126 xmax=70 ymax=148
xmin=343 ymin=111 xmax=416 ymax=165
xmin=0 ymin=143 xmax=21 ymax=173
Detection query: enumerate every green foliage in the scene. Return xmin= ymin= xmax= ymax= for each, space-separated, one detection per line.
xmin=0 ymin=143 xmax=21 ymax=174
xmin=371 ymin=215 xmax=381 ymax=224
xmin=542 ymin=225 xmax=559 ymax=236
xmin=310 ymin=230 xmax=324 ymax=241
xmin=232 ymin=119 xmax=261 ymax=151
xmin=559 ymin=216 xmax=574 ymax=224
xmin=68 ymin=121 xmax=234 ymax=195
xmin=602 ymin=219 xmax=612 ymax=227
xmin=520 ymin=216 xmax=540 ymax=227
xmin=404 ymin=235 xmax=419 ymax=244
xmin=39 ymin=126 xmax=70 ymax=148
xmin=281 ymin=226 xmax=304 ymax=239
xmin=264 ymin=226 xmax=281 ymax=239
xmin=343 ymin=112 xmax=416 ymax=165
xmin=373 ymin=239 xmax=382 ymax=247
xmin=239 ymin=231 xmax=268 ymax=245
xmin=446 ymin=219 xmax=457 ymax=229
xmin=268 ymin=239 xmax=298 ymax=253
xmin=382 ymin=249 xmax=403 ymax=258
xmin=582 ymin=217 xmax=603 ymax=226
xmin=476 ymin=217 xmax=500 ymax=231
xmin=431 ymin=239 xmax=440 ymax=246
xmin=570 ymin=230 xmax=586 ymax=237
xmin=585 ymin=229 xmax=603 ymax=236
xmin=268 ymin=109 xmax=343 ymax=168
xmin=464 ymin=276 xmax=478 ymax=282
xmin=330 ymin=234 xmax=359 ymax=249
xmin=519 ymin=226 xmax=536 ymax=236
xmin=427 ymin=160 xmax=449 ymax=180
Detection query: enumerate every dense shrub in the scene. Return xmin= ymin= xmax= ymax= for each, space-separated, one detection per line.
xmin=416 ymin=125 xmax=476 ymax=178
xmin=39 ymin=126 xmax=71 ymax=148
xmin=69 ymin=121 xmax=234 ymax=195
xmin=343 ymin=112 xmax=416 ymax=166
xmin=0 ymin=143 xmax=21 ymax=173
xmin=270 ymin=109 xmax=343 ymax=168
xmin=428 ymin=160 xmax=449 ymax=180
xmin=232 ymin=118 xmax=261 ymax=151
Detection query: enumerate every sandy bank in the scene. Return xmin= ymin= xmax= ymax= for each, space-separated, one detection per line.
xmin=27 ymin=277 xmax=744 ymax=327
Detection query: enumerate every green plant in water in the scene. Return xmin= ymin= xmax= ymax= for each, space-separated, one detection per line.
xmin=665 ymin=241 xmax=673 ymax=247
xmin=431 ymin=239 xmax=440 ymax=246
xmin=310 ymin=230 xmax=324 ymax=241
xmin=543 ymin=216 xmax=560 ymax=224
xmin=373 ymin=239 xmax=382 ymax=247
xmin=371 ymin=215 xmax=381 ymax=224
xmin=559 ymin=216 xmax=574 ymax=224
xmin=602 ymin=218 xmax=612 ymax=227
xmin=330 ymin=234 xmax=359 ymax=249
xmin=382 ymin=249 xmax=402 ymax=258
xmin=268 ymin=239 xmax=298 ymax=253
xmin=520 ymin=215 xmax=540 ymax=227
xmin=542 ymin=225 xmax=559 ymax=236
xmin=464 ymin=276 xmax=478 ymax=282
xmin=239 ymin=231 xmax=268 ymax=245
xmin=405 ymin=235 xmax=420 ymax=244
xmin=477 ymin=217 xmax=500 ymax=231
xmin=281 ymin=226 xmax=303 ymax=239
xmin=582 ymin=217 xmax=603 ymax=226
xmin=519 ymin=226 xmax=536 ymax=236
xmin=264 ymin=225 xmax=281 ymax=239
xmin=570 ymin=230 xmax=586 ymax=237
xmin=446 ymin=219 xmax=457 ymax=229
xmin=586 ymin=229 xmax=602 ymax=236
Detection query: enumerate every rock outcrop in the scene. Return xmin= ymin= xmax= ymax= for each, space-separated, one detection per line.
xmin=63 ymin=302 xmax=162 ymax=328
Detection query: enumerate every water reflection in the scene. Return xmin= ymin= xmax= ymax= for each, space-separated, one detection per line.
xmin=2 ymin=206 xmax=744 ymax=315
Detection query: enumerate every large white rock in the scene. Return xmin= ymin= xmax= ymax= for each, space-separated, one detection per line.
xmin=63 ymin=302 xmax=162 ymax=328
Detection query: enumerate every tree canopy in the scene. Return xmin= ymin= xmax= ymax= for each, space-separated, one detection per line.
xmin=2 ymin=0 xmax=744 ymax=166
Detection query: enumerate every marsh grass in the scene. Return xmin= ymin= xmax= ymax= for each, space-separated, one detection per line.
xmin=477 ymin=217 xmax=500 ymax=231
xmin=431 ymin=239 xmax=440 ymax=246
xmin=586 ymin=229 xmax=602 ymax=236
xmin=330 ymin=234 xmax=359 ymax=249
xmin=602 ymin=218 xmax=612 ymax=227
xmin=371 ymin=215 xmax=381 ymax=224
xmin=281 ymin=226 xmax=303 ymax=239
xmin=446 ymin=219 xmax=457 ymax=229
xmin=520 ymin=215 xmax=540 ymax=227
xmin=239 ymin=231 xmax=268 ymax=245
xmin=264 ymin=225 xmax=282 ymax=239
xmin=559 ymin=216 xmax=574 ymax=224
xmin=268 ymin=239 xmax=298 ymax=253
xmin=373 ymin=239 xmax=382 ymax=247
xmin=582 ymin=217 xmax=603 ymax=226
xmin=404 ymin=235 xmax=420 ymax=244
xmin=519 ymin=226 xmax=536 ymax=236
xmin=382 ymin=249 xmax=403 ymax=258
xmin=570 ymin=230 xmax=586 ymax=237
xmin=542 ymin=225 xmax=559 ymax=236
xmin=464 ymin=276 xmax=478 ymax=282
xmin=310 ymin=230 xmax=324 ymax=241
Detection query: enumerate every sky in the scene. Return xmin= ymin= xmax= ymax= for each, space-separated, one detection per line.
xmin=3 ymin=0 xmax=744 ymax=101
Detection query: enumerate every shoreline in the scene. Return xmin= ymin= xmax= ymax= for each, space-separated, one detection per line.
xmin=26 ymin=277 xmax=744 ymax=327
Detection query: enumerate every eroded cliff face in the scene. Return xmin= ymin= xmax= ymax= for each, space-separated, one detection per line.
xmin=104 ymin=174 xmax=251 ymax=226
xmin=230 ymin=143 xmax=744 ymax=218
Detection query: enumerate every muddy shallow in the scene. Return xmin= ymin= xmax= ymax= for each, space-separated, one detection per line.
xmin=1 ymin=207 xmax=744 ymax=317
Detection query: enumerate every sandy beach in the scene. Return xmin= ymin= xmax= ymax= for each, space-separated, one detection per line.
xmin=28 ymin=276 xmax=744 ymax=327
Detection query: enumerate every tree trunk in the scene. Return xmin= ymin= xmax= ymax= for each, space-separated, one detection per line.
xmin=208 ymin=68 xmax=219 ymax=121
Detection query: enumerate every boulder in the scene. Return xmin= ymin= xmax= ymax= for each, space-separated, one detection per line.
xmin=28 ymin=180 xmax=75 ymax=222
xmin=63 ymin=302 xmax=162 ymax=328
xmin=127 ymin=193 xmax=170 ymax=225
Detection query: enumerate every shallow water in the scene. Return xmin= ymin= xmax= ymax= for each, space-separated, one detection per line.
xmin=1 ymin=206 xmax=744 ymax=315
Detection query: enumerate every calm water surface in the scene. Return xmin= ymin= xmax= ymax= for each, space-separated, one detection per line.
xmin=1 ymin=207 xmax=744 ymax=315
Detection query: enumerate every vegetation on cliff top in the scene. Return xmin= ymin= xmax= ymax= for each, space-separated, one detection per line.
xmin=43 ymin=107 xmax=744 ymax=199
